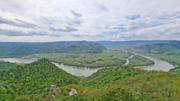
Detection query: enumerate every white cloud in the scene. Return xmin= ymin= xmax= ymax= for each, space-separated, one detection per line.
xmin=0 ymin=0 xmax=180 ymax=42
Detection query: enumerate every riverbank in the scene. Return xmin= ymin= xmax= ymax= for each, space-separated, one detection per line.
xmin=136 ymin=53 xmax=175 ymax=72
xmin=0 ymin=53 xmax=175 ymax=77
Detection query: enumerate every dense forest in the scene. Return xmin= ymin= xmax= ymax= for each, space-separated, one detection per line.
xmin=0 ymin=61 xmax=16 ymax=71
xmin=0 ymin=59 xmax=180 ymax=101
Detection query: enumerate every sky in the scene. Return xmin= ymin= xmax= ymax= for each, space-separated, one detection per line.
xmin=0 ymin=0 xmax=180 ymax=42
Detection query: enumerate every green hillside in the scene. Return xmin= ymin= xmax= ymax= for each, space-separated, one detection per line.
xmin=0 ymin=61 xmax=16 ymax=71
xmin=0 ymin=59 xmax=79 ymax=100
xmin=58 ymin=67 xmax=180 ymax=101
xmin=0 ymin=59 xmax=180 ymax=101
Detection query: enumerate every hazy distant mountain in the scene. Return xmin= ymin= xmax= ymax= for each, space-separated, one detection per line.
xmin=98 ymin=40 xmax=180 ymax=50
xmin=0 ymin=41 xmax=106 ymax=57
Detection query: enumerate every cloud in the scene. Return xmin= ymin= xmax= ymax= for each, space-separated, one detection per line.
xmin=49 ymin=26 xmax=78 ymax=32
xmin=126 ymin=15 xmax=141 ymax=20
xmin=0 ymin=29 xmax=48 ymax=36
xmin=97 ymin=4 xmax=109 ymax=12
xmin=71 ymin=10 xmax=82 ymax=18
xmin=0 ymin=29 xmax=30 ymax=36
xmin=0 ymin=16 xmax=36 ymax=28
xmin=0 ymin=0 xmax=180 ymax=42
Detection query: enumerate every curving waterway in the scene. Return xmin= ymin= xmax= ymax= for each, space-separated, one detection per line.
xmin=0 ymin=58 xmax=37 ymax=64
xmin=0 ymin=54 xmax=175 ymax=77
xmin=136 ymin=54 xmax=174 ymax=72
xmin=52 ymin=62 xmax=100 ymax=77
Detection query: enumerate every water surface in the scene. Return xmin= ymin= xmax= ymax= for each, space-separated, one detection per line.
xmin=0 ymin=54 xmax=175 ymax=77
xmin=0 ymin=58 xmax=37 ymax=64
xmin=52 ymin=62 xmax=100 ymax=77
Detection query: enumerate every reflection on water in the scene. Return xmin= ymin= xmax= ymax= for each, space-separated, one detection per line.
xmin=0 ymin=54 xmax=175 ymax=77
xmin=137 ymin=54 xmax=174 ymax=72
xmin=0 ymin=58 xmax=37 ymax=64
xmin=52 ymin=62 xmax=100 ymax=77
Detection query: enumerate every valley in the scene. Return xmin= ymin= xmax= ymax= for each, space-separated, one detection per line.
xmin=0 ymin=41 xmax=180 ymax=101
xmin=0 ymin=0 xmax=180 ymax=100
xmin=0 ymin=50 xmax=175 ymax=76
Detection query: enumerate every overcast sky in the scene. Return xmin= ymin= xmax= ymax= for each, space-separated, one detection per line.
xmin=0 ymin=0 xmax=180 ymax=42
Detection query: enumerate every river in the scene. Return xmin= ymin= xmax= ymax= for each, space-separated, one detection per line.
xmin=52 ymin=62 xmax=100 ymax=77
xmin=123 ymin=55 xmax=135 ymax=66
xmin=0 ymin=54 xmax=175 ymax=77
xmin=0 ymin=58 xmax=37 ymax=64
xmin=136 ymin=54 xmax=174 ymax=72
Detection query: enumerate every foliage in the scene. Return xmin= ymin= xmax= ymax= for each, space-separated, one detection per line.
xmin=0 ymin=61 xmax=16 ymax=71
xmin=82 ymin=67 xmax=144 ymax=88
xmin=102 ymin=88 xmax=136 ymax=101
xmin=100 ymin=40 xmax=180 ymax=75
xmin=0 ymin=59 xmax=79 ymax=100
xmin=128 ymin=55 xmax=154 ymax=67
xmin=0 ymin=58 xmax=180 ymax=101
xmin=29 ymin=50 xmax=152 ymax=68
xmin=30 ymin=50 xmax=130 ymax=68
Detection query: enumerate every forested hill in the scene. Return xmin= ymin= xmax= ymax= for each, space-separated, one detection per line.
xmin=0 ymin=41 xmax=106 ymax=57
xmin=0 ymin=59 xmax=180 ymax=100
xmin=0 ymin=59 xmax=79 ymax=100
xmin=98 ymin=40 xmax=180 ymax=49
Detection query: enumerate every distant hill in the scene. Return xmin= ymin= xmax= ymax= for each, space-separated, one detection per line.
xmin=0 ymin=41 xmax=106 ymax=57
xmin=98 ymin=40 xmax=180 ymax=50
xmin=134 ymin=42 xmax=180 ymax=54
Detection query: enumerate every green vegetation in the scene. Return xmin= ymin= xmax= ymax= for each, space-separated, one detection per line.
xmin=0 ymin=59 xmax=180 ymax=101
xmin=128 ymin=55 xmax=154 ymax=67
xmin=0 ymin=59 xmax=79 ymax=100
xmin=132 ymin=43 xmax=180 ymax=75
xmin=29 ymin=50 xmax=153 ymax=68
xmin=0 ymin=61 xmax=16 ymax=71
xmin=149 ymin=53 xmax=180 ymax=75
xmin=0 ymin=41 xmax=106 ymax=57
xmin=100 ymin=40 xmax=180 ymax=75
xmin=29 ymin=50 xmax=130 ymax=68
xmin=82 ymin=67 xmax=145 ymax=88
xmin=0 ymin=40 xmax=180 ymax=100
